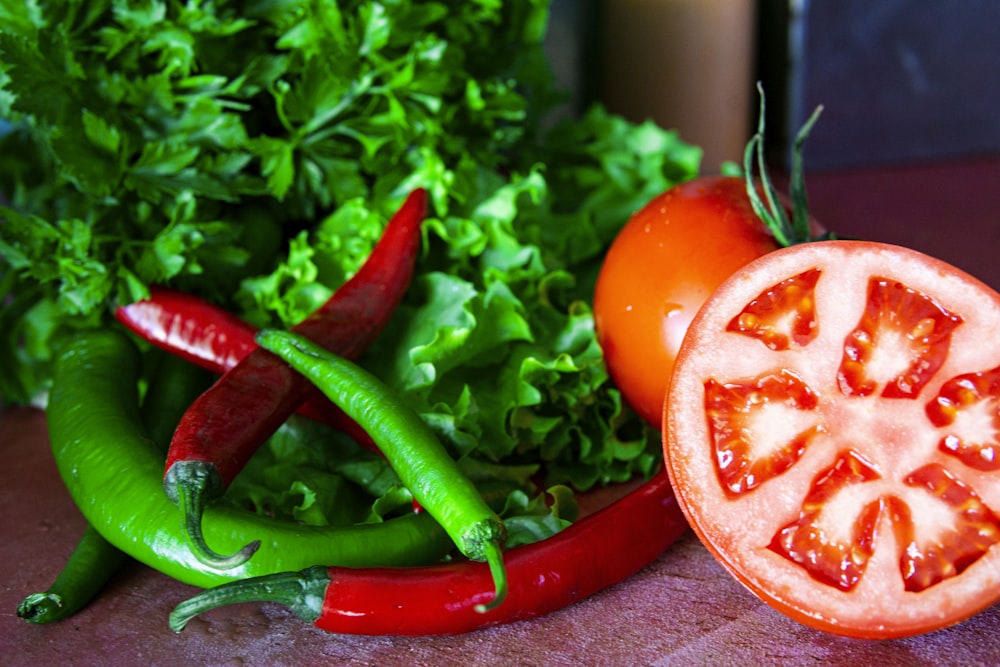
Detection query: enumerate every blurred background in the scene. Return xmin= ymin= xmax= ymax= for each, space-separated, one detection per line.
xmin=544 ymin=0 xmax=1000 ymax=288
xmin=546 ymin=0 xmax=1000 ymax=172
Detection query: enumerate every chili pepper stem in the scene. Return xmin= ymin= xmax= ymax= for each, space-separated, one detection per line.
xmin=474 ymin=539 xmax=509 ymax=613
xmin=168 ymin=460 xmax=260 ymax=569
xmin=170 ymin=566 xmax=329 ymax=632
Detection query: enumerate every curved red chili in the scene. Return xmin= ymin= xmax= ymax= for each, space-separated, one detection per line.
xmin=115 ymin=286 xmax=258 ymax=373
xmin=169 ymin=470 xmax=688 ymax=635
xmin=162 ymin=188 xmax=427 ymax=568
xmin=115 ymin=287 xmax=375 ymax=450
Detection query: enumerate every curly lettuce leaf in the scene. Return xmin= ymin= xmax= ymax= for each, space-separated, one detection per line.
xmin=227 ymin=413 xmax=573 ymax=536
xmin=501 ymin=484 xmax=577 ymax=547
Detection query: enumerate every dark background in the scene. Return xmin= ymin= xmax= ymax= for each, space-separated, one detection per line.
xmin=758 ymin=0 xmax=1000 ymax=169
xmin=548 ymin=0 xmax=1000 ymax=171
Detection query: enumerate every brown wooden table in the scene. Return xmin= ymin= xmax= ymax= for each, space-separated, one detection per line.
xmin=3 ymin=157 xmax=1000 ymax=665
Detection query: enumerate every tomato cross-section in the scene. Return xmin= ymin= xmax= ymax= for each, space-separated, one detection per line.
xmin=926 ymin=363 xmax=1000 ymax=470
xmin=665 ymin=240 xmax=1000 ymax=639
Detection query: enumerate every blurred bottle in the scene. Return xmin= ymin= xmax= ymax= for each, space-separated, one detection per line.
xmin=599 ymin=0 xmax=757 ymax=173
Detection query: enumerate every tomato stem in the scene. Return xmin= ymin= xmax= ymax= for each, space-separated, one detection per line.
xmin=743 ymin=82 xmax=824 ymax=247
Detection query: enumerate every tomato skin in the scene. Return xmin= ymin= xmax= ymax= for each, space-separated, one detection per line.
xmin=594 ymin=176 xmax=781 ymax=427
xmin=664 ymin=240 xmax=1000 ymax=639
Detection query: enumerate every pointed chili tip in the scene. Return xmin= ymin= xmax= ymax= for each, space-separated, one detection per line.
xmin=400 ymin=186 xmax=429 ymax=221
xmin=472 ymin=540 xmax=509 ymax=614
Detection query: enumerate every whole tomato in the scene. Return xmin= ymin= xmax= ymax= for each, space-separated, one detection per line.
xmin=593 ymin=176 xmax=782 ymax=428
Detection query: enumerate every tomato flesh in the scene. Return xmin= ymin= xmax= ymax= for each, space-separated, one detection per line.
xmin=926 ymin=364 xmax=1000 ymax=470
xmin=768 ymin=450 xmax=882 ymax=592
xmin=725 ymin=268 xmax=821 ymax=351
xmin=665 ymin=240 xmax=1000 ymax=638
xmin=705 ymin=369 xmax=821 ymax=497
xmin=838 ymin=277 xmax=963 ymax=399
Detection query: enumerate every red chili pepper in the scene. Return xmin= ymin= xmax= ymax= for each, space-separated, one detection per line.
xmin=115 ymin=286 xmax=258 ymax=373
xmin=169 ymin=470 xmax=689 ymax=636
xmin=115 ymin=286 xmax=376 ymax=450
xmin=161 ymin=188 xmax=427 ymax=568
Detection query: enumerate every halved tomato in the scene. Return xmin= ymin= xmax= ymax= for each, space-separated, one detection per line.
xmin=664 ymin=240 xmax=1000 ymax=638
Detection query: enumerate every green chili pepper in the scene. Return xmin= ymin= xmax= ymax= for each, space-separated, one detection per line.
xmin=140 ymin=351 xmax=215 ymax=451
xmin=45 ymin=328 xmax=455 ymax=589
xmin=256 ymin=329 xmax=510 ymax=611
xmin=17 ymin=351 xmax=210 ymax=624
xmin=16 ymin=524 xmax=128 ymax=624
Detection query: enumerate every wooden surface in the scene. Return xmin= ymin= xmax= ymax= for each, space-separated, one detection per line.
xmin=3 ymin=158 xmax=1000 ymax=665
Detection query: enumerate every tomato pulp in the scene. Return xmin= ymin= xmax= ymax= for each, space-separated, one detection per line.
xmin=664 ymin=240 xmax=1000 ymax=638
xmin=594 ymin=176 xmax=781 ymax=428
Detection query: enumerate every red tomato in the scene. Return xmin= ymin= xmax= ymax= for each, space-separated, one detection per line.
xmin=664 ymin=240 xmax=1000 ymax=638
xmin=594 ymin=176 xmax=781 ymax=427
